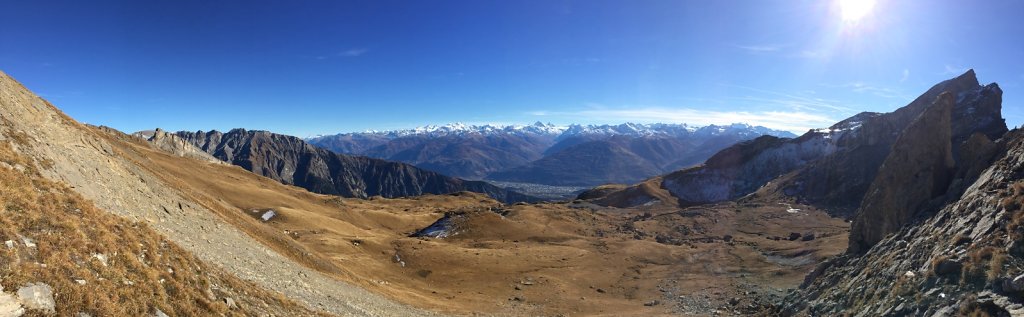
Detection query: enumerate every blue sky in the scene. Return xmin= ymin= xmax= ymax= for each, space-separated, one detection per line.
xmin=1 ymin=0 xmax=1021 ymax=136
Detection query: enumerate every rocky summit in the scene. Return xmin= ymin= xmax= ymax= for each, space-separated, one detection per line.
xmin=782 ymin=129 xmax=1024 ymax=316
xmin=582 ymin=70 xmax=1007 ymax=217
xmin=171 ymin=129 xmax=538 ymax=203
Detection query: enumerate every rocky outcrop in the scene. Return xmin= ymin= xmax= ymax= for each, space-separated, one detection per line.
xmin=585 ymin=70 xmax=1007 ymax=213
xmin=586 ymin=132 xmax=836 ymax=207
xmin=661 ymin=134 xmax=832 ymax=205
xmin=781 ymin=70 xmax=1006 ymax=215
xmin=781 ymin=129 xmax=1024 ymax=316
xmin=131 ymin=128 xmax=222 ymax=163
xmin=848 ymin=92 xmax=956 ymax=253
xmin=174 ymin=129 xmax=538 ymax=203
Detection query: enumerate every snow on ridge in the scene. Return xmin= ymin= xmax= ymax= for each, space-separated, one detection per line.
xmin=310 ymin=122 xmax=796 ymax=140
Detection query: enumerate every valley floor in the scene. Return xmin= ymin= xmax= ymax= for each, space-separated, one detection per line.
xmin=484 ymin=180 xmax=590 ymax=201
xmin=104 ymin=128 xmax=850 ymax=315
xmin=2 ymin=68 xmax=853 ymax=316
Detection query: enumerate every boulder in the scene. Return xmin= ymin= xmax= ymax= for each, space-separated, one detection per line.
xmin=0 ymin=286 xmax=24 ymax=317
xmin=788 ymin=232 xmax=802 ymax=241
xmin=16 ymin=283 xmax=54 ymax=314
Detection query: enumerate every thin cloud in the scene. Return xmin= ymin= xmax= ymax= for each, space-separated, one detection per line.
xmin=725 ymin=84 xmax=857 ymax=113
xmin=942 ymin=64 xmax=967 ymax=75
xmin=339 ymin=48 xmax=368 ymax=57
xmin=795 ymin=49 xmax=828 ymax=60
xmin=823 ymin=82 xmax=911 ymax=100
xmin=900 ymin=69 xmax=909 ymax=83
xmin=527 ymin=107 xmax=836 ymax=134
xmin=735 ymin=44 xmax=782 ymax=53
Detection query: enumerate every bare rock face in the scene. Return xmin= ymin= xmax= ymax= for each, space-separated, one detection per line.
xmin=781 ymin=129 xmax=1024 ymax=316
xmin=956 ymin=132 xmax=1000 ymax=184
xmin=848 ymin=92 xmax=956 ymax=253
xmin=777 ymin=70 xmax=1005 ymax=216
xmin=174 ymin=129 xmax=538 ymax=203
xmin=586 ymin=70 xmax=1007 ymax=216
xmin=131 ymin=128 xmax=222 ymax=163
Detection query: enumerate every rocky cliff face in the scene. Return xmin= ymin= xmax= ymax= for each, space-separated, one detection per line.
xmin=779 ymin=71 xmax=1016 ymax=315
xmin=130 ymin=128 xmax=222 ymax=163
xmin=174 ymin=129 xmax=537 ymax=203
xmin=848 ymin=92 xmax=957 ymax=253
xmin=585 ymin=70 xmax=1007 ymax=212
xmin=780 ymin=70 xmax=1006 ymax=215
xmin=782 ymin=129 xmax=1024 ymax=316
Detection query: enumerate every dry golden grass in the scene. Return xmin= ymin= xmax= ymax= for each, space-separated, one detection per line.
xmin=958 ymin=246 xmax=1006 ymax=287
xmin=0 ymin=137 xmax=322 ymax=316
xmin=76 ymin=124 xmax=851 ymax=315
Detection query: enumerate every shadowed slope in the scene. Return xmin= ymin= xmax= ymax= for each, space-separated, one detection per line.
xmin=175 ymin=129 xmax=539 ymax=204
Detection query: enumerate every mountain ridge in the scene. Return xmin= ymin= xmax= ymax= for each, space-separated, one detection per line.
xmin=309 ymin=121 xmax=796 ymax=141
xmin=583 ymin=69 xmax=1007 ymax=215
xmin=310 ymin=121 xmax=795 ymax=184
xmin=173 ymin=128 xmax=539 ymax=203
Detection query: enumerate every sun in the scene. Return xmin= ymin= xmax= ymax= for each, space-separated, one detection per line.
xmin=838 ymin=0 xmax=876 ymax=22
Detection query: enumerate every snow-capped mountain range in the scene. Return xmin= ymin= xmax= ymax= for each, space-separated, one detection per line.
xmin=306 ymin=122 xmax=797 ymax=186
xmin=310 ymin=121 xmax=796 ymax=140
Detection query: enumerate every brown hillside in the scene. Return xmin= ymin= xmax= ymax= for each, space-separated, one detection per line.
xmin=0 ymin=123 xmax=320 ymax=316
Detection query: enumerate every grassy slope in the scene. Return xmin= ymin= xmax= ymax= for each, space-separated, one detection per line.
xmin=95 ymin=125 xmax=853 ymax=315
xmin=0 ymin=126 xmax=322 ymax=316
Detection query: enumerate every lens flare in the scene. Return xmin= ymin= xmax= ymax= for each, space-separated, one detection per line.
xmin=839 ymin=0 xmax=876 ymax=22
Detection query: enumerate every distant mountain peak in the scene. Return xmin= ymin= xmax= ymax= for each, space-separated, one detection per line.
xmin=310 ymin=122 xmax=795 ymax=141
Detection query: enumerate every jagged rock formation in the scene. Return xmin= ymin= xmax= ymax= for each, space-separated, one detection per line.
xmin=174 ymin=129 xmax=537 ymax=203
xmin=780 ymin=71 xmax=1019 ymax=315
xmin=848 ymin=92 xmax=957 ymax=253
xmin=782 ymin=129 xmax=1024 ymax=316
xmin=586 ymin=70 xmax=1007 ymax=214
xmin=778 ymin=70 xmax=1006 ymax=215
xmin=129 ymin=128 xmax=222 ymax=163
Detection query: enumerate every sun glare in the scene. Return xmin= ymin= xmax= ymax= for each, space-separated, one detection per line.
xmin=839 ymin=0 xmax=876 ymax=22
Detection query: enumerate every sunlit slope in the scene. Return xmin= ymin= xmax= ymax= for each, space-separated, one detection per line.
xmin=123 ymin=124 xmax=850 ymax=315
xmin=0 ymin=87 xmax=321 ymax=317
xmin=0 ymin=70 xmax=435 ymax=316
